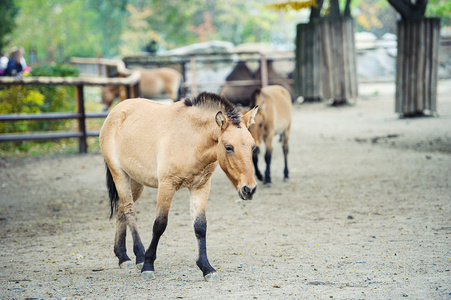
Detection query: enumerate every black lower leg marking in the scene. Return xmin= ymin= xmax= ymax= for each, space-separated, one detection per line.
xmin=142 ymin=215 xmax=168 ymax=272
xmin=114 ymin=213 xmax=131 ymax=265
xmin=131 ymin=230 xmax=146 ymax=264
xmin=194 ymin=213 xmax=216 ymax=276
xmin=264 ymin=150 xmax=272 ymax=184
xmin=252 ymin=147 xmax=263 ymax=181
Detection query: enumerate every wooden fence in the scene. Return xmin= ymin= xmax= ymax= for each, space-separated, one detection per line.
xmin=0 ymin=71 xmax=140 ymax=153
xmin=1 ymin=52 xmax=294 ymax=153
xmin=122 ymin=51 xmax=295 ymax=96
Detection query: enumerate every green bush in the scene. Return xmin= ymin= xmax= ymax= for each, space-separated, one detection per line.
xmin=0 ymin=64 xmax=80 ymax=134
xmin=0 ymin=65 xmax=79 ymax=138
xmin=31 ymin=64 xmax=79 ymax=77
xmin=0 ymin=86 xmax=45 ymax=133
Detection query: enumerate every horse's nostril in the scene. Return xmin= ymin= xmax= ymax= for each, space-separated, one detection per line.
xmin=243 ymin=186 xmax=250 ymax=195
xmin=251 ymin=186 xmax=257 ymax=195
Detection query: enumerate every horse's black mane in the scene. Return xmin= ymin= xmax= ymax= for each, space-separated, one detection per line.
xmin=184 ymin=92 xmax=241 ymax=125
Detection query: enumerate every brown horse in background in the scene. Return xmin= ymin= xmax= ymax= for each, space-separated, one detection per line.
xmin=219 ymin=61 xmax=259 ymax=107
xmin=99 ymin=92 xmax=259 ymax=281
xmin=220 ymin=60 xmax=293 ymax=107
xmin=101 ymin=67 xmax=183 ymax=110
xmin=254 ymin=60 xmax=294 ymax=96
xmin=248 ymin=85 xmax=292 ymax=185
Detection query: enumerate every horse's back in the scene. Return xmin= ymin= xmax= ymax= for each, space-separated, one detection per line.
xmin=100 ymin=99 xmax=184 ymax=186
xmin=260 ymin=85 xmax=292 ymax=116
xmin=260 ymin=85 xmax=292 ymax=134
xmin=138 ymin=68 xmax=182 ymax=100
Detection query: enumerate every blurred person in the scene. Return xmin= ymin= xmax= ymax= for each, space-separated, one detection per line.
xmin=18 ymin=47 xmax=27 ymax=69
xmin=5 ymin=47 xmax=23 ymax=77
xmin=0 ymin=52 xmax=8 ymax=76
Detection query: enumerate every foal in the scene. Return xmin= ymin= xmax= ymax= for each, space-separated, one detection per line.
xmin=248 ymin=85 xmax=292 ymax=184
xmin=99 ymin=92 xmax=258 ymax=281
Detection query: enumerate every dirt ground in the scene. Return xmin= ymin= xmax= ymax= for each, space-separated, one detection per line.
xmin=1 ymin=81 xmax=450 ymax=299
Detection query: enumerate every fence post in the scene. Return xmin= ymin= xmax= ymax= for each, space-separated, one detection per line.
xmin=76 ymin=85 xmax=87 ymax=153
xmin=190 ymin=55 xmax=197 ymax=97
xmin=260 ymin=54 xmax=268 ymax=88
xmin=125 ymin=85 xmax=131 ymax=99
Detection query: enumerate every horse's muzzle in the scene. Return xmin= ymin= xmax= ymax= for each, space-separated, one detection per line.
xmin=239 ymin=185 xmax=257 ymax=200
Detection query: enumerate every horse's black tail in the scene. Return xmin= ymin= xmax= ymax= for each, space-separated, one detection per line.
xmin=177 ymin=75 xmax=183 ymax=101
xmin=250 ymin=88 xmax=261 ymax=109
xmin=105 ymin=162 xmax=119 ymax=219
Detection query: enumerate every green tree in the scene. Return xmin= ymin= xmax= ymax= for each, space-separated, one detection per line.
xmin=426 ymin=0 xmax=451 ymax=25
xmin=10 ymin=0 xmax=100 ymax=64
xmin=87 ymin=0 xmax=129 ymax=57
xmin=126 ymin=0 xmax=291 ymax=50
xmin=0 ymin=0 xmax=18 ymax=52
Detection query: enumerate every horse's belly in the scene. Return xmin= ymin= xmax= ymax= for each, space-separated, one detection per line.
xmin=120 ymin=157 xmax=159 ymax=188
xmin=274 ymin=119 xmax=290 ymax=135
xmin=141 ymin=81 xmax=164 ymax=98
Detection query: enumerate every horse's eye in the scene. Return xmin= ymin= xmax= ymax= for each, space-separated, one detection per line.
xmin=259 ymin=123 xmax=263 ymax=128
xmin=225 ymin=145 xmax=234 ymax=152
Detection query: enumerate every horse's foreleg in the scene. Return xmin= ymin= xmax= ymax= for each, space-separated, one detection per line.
xmin=264 ymin=149 xmax=272 ymax=184
xmin=142 ymin=186 xmax=175 ymax=280
xmin=263 ymin=135 xmax=274 ymax=185
xmin=190 ymin=184 xmax=219 ymax=281
xmin=252 ymin=146 xmax=263 ymax=181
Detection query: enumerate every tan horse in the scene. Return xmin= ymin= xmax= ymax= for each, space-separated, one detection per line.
xmin=248 ymin=85 xmax=292 ymax=184
xmin=99 ymin=92 xmax=259 ymax=281
xmin=101 ymin=67 xmax=183 ymax=110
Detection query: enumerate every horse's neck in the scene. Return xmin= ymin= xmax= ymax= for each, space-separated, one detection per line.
xmin=188 ymin=112 xmax=220 ymax=167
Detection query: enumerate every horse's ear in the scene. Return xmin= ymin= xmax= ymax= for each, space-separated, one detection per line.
xmin=242 ymin=105 xmax=259 ymax=128
xmin=215 ymin=111 xmax=227 ymax=130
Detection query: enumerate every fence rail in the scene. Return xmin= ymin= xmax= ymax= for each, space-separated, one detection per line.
xmin=0 ymin=71 xmax=140 ymax=153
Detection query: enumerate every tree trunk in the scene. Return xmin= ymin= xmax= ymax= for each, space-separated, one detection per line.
xmin=295 ymin=17 xmax=358 ymax=104
xmin=395 ymin=18 xmax=440 ymax=116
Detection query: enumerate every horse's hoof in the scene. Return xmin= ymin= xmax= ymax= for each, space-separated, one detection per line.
xmin=119 ymin=260 xmax=134 ymax=269
xmin=136 ymin=262 xmax=144 ymax=271
xmin=142 ymin=271 xmax=156 ymax=281
xmin=263 ymin=182 xmax=272 ymax=187
xmin=204 ymin=272 xmax=221 ymax=282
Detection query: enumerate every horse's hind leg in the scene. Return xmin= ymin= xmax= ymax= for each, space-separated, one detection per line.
xmin=141 ymin=185 xmax=176 ymax=280
xmin=113 ymin=173 xmax=145 ymax=269
xmin=282 ymin=127 xmax=290 ymax=181
xmin=114 ymin=205 xmax=131 ymax=268
xmin=131 ymin=179 xmax=145 ymax=268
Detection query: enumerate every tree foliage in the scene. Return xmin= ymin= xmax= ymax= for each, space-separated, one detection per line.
xmin=0 ymin=0 xmax=18 ymax=52
xmin=4 ymin=0 xmax=448 ymax=66
xmin=10 ymin=0 xmax=100 ymax=64
xmin=5 ymin=0 xmax=297 ymax=62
